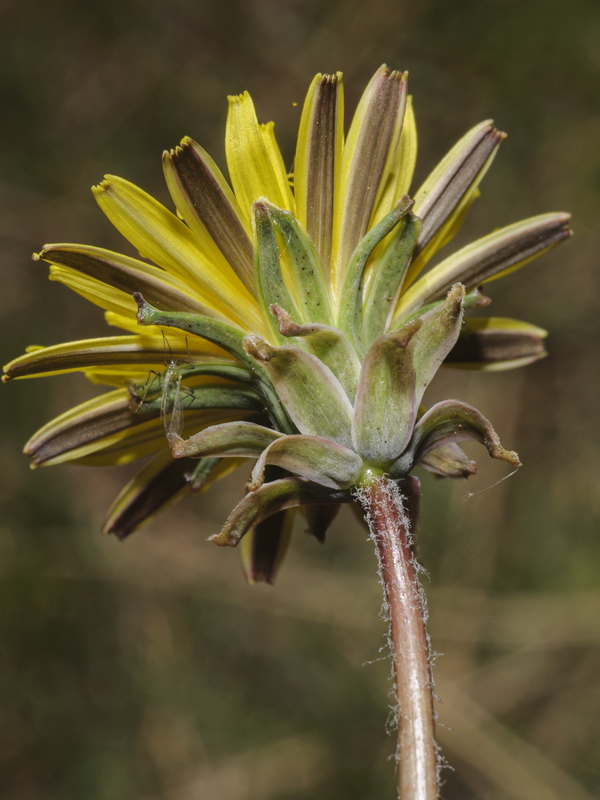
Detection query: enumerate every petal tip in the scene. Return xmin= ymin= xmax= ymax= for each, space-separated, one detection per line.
xmin=227 ymin=91 xmax=251 ymax=107
xmin=320 ymin=71 xmax=343 ymax=86
xmin=496 ymin=128 xmax=508 ymax=142
xmin=91 ymin=178 xmax=111 ymax=196
xmin=101 ymin=520 xmax=126 ymax=540
xmin=375 ymin=64 xmax=408 ymax=85
xmin=165 ymin=136 xmax=195 ymax=162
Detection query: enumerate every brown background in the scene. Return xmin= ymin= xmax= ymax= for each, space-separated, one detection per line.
xmin=1 ymin=0 xmax=599 ymax=798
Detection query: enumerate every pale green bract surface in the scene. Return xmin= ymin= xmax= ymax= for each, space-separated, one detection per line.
xmin=3 ymin=65 xmax=571 ymax=583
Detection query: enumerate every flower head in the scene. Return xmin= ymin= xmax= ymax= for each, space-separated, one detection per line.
xmin=4 ymin=66 xmax=571 ymax=582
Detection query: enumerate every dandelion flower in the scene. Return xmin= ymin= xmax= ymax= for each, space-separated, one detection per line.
xmin=4 ymin=66 xmax=569 ymax=578
xmin=4 ymin=65 xmax=571 ymax=800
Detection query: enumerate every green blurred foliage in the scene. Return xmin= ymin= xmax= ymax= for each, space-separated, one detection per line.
xmin=1 ymin=0 xmax=599 ymax=798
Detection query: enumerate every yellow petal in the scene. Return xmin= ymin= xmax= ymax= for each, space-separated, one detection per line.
xmin=104 ymin=311 xmax=169 ymax=337
xmin=393 ymin=95 xmax=418 ymax=199
xmin=93 ymin=175 xmax=264 ymax=331
xmin=3 ymin=334 xmax=227 ymax=380
xmin=466 ymin=317 xmax=547 ymax=335
xmin=50 ymin=266 xmax=136 ymax=317
xmin=260 ymin=122 xmax=295 ymax=211
xmin=225 ymin=92 xmax=294 ymax=221
xmin=84 ymin=362 xmax=236 ymax=388
xmin=84 ymin=367 xmax=160 ymax=387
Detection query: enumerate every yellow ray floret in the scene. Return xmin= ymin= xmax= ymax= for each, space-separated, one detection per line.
xmin=225 ymin=92 xmax=295 ymax=221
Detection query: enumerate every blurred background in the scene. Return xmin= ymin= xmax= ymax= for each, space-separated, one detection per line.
xmin=1 ymin=0 xmax=599 ymax=798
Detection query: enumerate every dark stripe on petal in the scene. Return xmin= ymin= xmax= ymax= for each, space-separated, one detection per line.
xmin=103 ymin=451 xmax=204 ymax=539
xmin=164 ymin=138 xmax=255 ymax=292
xmin=335 ymin=67 xmax=408 ymax=277
xmin=37 ymin=244 xmax=209 ymax=314
xmin=397 ymin=213 xmax=572 ymax=316
xmin=241 ymin=509 xmax=293 ymax=584
xmin=413 ymin=123 xmax=505 ymax=255
xmin=295 ymin=73 xmax=342 ymax=272
xmin=446 ymin=318 xmax=547 ymax=368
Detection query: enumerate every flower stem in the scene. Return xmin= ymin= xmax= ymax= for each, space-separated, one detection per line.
xmin=358 ymin=474 xmax=438 ymax=800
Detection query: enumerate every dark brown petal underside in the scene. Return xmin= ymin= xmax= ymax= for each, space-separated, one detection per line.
xmin=420 ymin=215 xmax=572 ymax=307
xmin=415 ymin=126 xmax=504 ymax=253
xmin=304 ymin=74 xmax=340 ymax=269
xmin=446 ymin=324 xmax=547 ymax=366
xmin=37 ymin=245 xmax=208 ymax=314
xmin=103 ymin=454 xmax=203 ymax=539
xmin=4 ymin=341 xmax=227 ymax=380
xmin=168 ymin=139 xmax=255 ymax=290
xmin=242 ymin=510 xmax=293 ymax=584
xmin=25 ymin=396 xmax=159 ymax=466
xmin=338 ymin=68 xmax=407 ymax=270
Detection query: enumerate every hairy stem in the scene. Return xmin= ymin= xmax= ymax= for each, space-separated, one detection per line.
xmin=357 ymin=474 xmax=438 ymax=800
